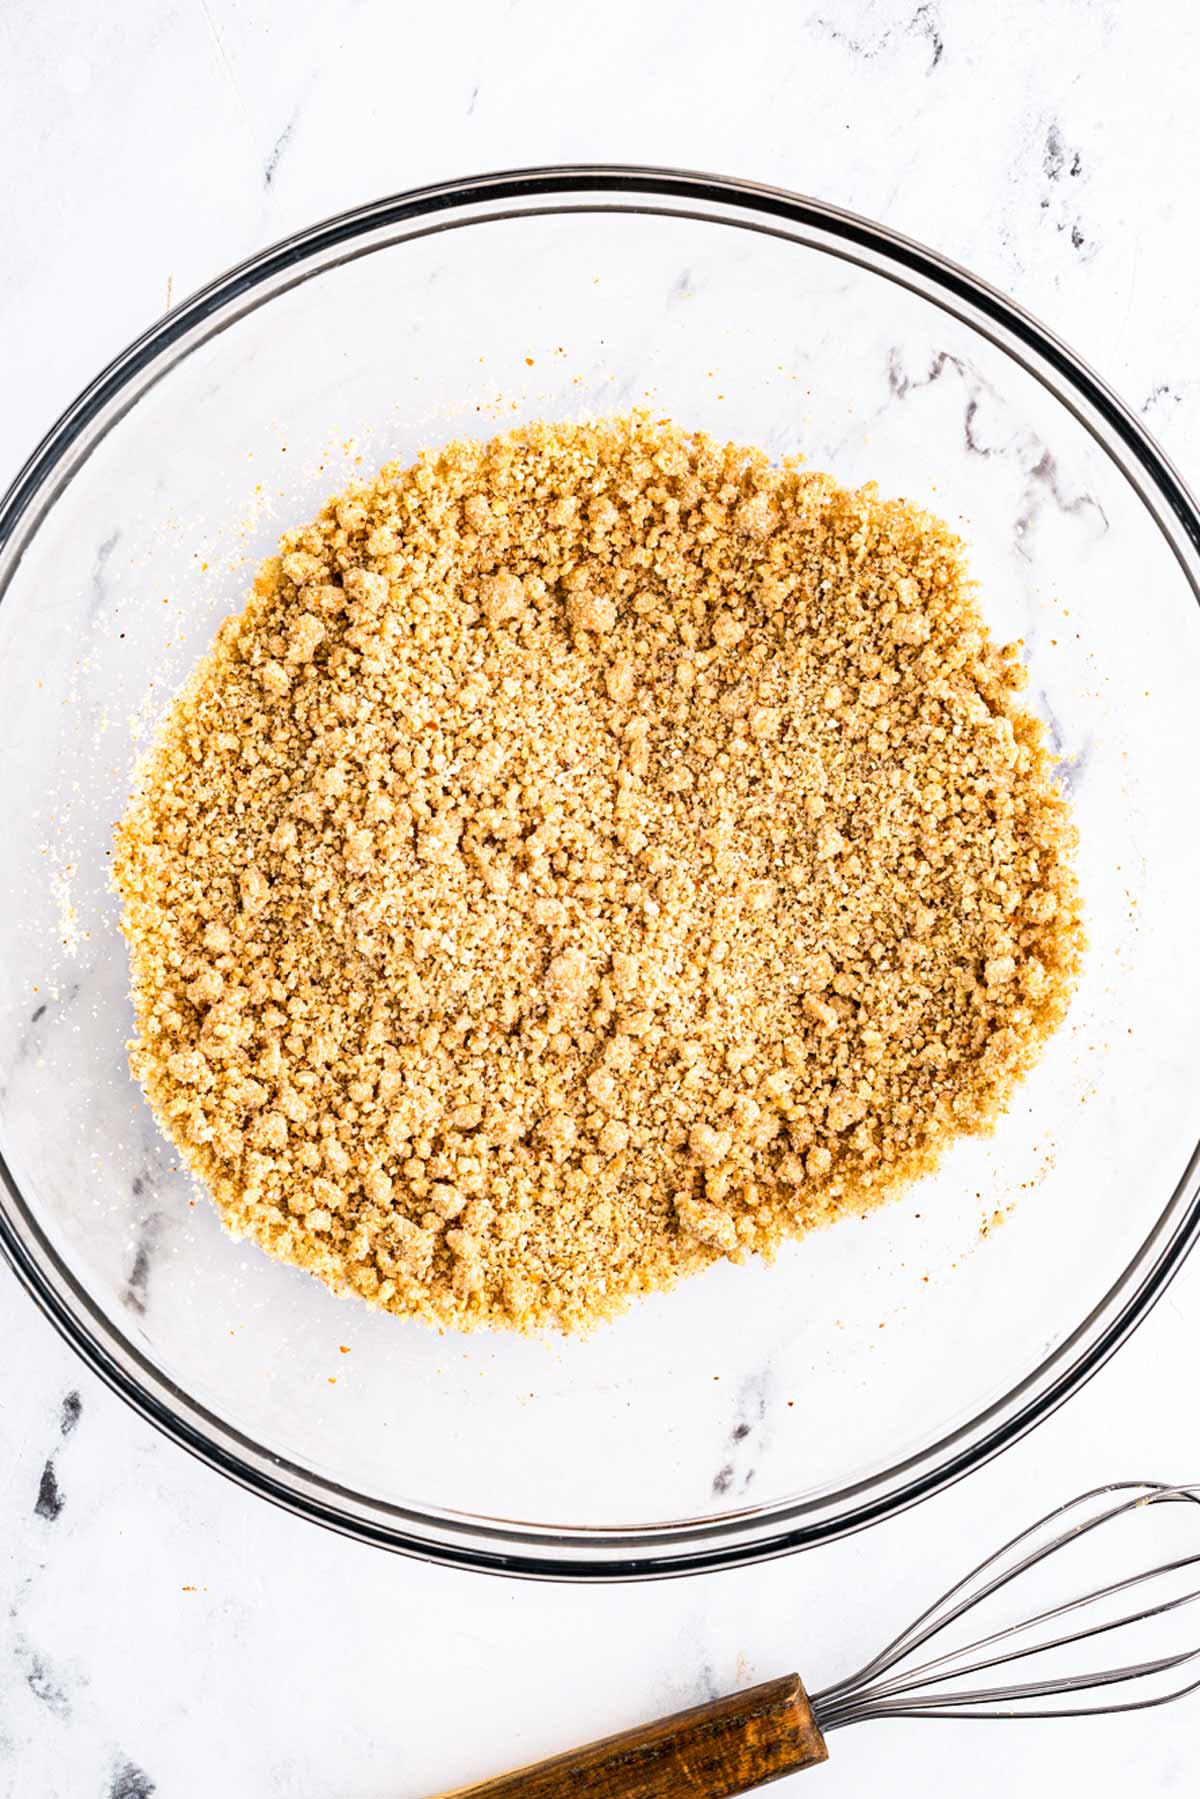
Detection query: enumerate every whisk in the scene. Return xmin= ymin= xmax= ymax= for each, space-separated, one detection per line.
xmin=435 ymin=1482 xmax=1200 ymax=1798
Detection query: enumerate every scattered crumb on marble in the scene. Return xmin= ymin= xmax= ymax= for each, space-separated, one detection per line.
xmin=49 ymin=864 xmax=81 ymax=956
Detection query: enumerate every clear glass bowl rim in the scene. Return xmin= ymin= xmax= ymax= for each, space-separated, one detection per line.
xmin=3 ymin=163 xmax=1199 ymax=1581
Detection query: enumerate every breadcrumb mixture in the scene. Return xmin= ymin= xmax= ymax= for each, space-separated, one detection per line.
xmin=114 ymin=415 xmax=1083 ymax=1334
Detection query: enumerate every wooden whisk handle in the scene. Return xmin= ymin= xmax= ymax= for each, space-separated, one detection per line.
xmin=432 ymin=1675 xmax=828 ymax=1799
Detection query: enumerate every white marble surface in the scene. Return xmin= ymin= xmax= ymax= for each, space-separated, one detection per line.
xmin=2 ymin=2 xmax=1199 ymax=1794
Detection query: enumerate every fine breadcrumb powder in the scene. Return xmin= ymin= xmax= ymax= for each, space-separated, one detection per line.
xmin=113 ymin=414 xmax=1084 ymax=1335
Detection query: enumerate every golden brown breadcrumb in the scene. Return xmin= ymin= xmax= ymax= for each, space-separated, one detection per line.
xmin=113 ymin=414 xmax=1083 ymax=1334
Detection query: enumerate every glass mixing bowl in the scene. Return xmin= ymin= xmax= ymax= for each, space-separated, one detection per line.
xmin=3 ymin=168 xmax=1199 ymax=1578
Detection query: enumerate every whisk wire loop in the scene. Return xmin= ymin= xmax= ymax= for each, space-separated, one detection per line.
xmin=814 ymin=1481 xmax=1200 ymax=1727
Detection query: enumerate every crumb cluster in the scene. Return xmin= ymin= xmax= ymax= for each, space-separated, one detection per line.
xmin=114 ymin=414 xmax=1083 ymax=1333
